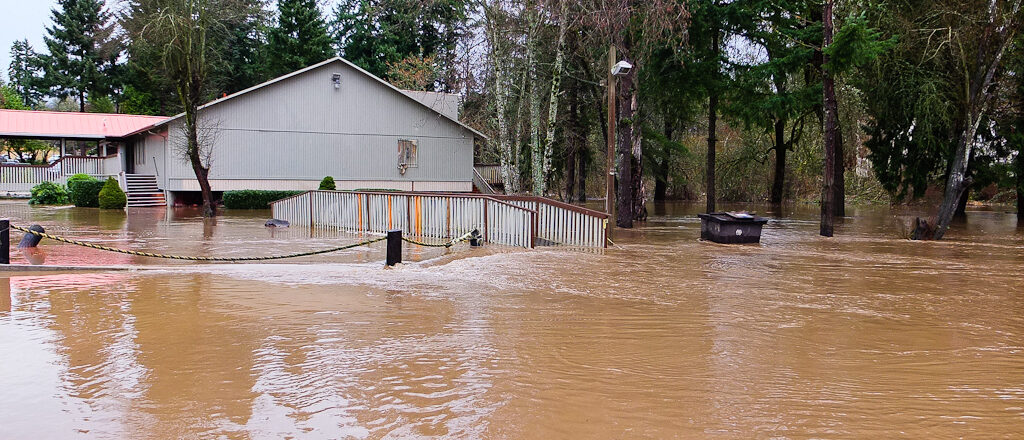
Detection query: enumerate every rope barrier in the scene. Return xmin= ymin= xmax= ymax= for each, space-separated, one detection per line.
xmin=400 ymin=231 xmax=476 ymax=248
xmin=6 ymin=224 xmax=476 ymax=262
xmin=8 ymin=224 xmax=386 ymax=262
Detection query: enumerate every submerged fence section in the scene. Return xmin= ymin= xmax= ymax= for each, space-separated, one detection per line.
xmin=270 ymin=190 xmax=608 ymax=249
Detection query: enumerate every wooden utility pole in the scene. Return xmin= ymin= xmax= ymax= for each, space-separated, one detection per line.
xmin=706 ymin=27 xmax=719 ymax=214
xmin=606 ymin=45 xmax=617 ymax=236
xmin=820 ymin=0 xmax=837 ymax=237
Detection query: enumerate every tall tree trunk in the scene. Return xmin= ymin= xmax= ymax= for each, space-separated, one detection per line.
xmin=820 ymin=0 xmax=837 ymax=237
xmin=655 ymin=119 xmax=673 ymax=201
xmin=706 ymin=27 xmax=719 ymax=214
xmin=616 ymin=48 xmax=636 ymax=228
xmin=1018 ymin=143 xmax=1024 ymax=221
xmin=578 ymin=149 xmax=588 ymax=202
xmin=630 ymin=91 xmax=645 ymax=221
xmin=485 ymin=7 xmax=518 ymax=194
xmin=79 ymin=90 xmax=86 ymax=113
xmin=934 ymin=0 xmax=1017 ymax=239
xmin=527 ymin=8 xmax=544 ymax=195
xmin=565 ymin=80 xmax=580 ymax=200
xmin=541 ymin=0 xmax=568 ymax=194
xmin=834 ymin=121 xmax=845 ymax=216
xmin=529 ymin=74 xmax=542 ymax=194
xmin=184 ymin=108 xmax=215 ymax=217
xmin=771 ymin=117 xmax=786 ymax=206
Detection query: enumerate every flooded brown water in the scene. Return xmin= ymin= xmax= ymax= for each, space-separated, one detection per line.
xmin=2 ymin=201 xmax=1024 ymax=438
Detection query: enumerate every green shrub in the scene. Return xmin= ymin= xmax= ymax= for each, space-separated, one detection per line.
xmin=223 ymin=190 xmax=304 ymax=209
xmin=29 ymin=181 xmax=70 ymax=205
xmin=98 ymin=177 xmax=127 ymax=209
xmin=319 ymin=176 xmax=336 ymax=190
xmin=66 ymin=173 xmax=95 ymax=185
xmin=67 ymin=174 xmax=104 ymax=207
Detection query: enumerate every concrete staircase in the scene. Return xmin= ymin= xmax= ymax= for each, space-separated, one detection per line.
xmin=124 ymin=174 xmax=167 ymax=207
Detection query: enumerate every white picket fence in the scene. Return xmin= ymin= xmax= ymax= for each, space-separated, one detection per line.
xmin=270 ymin=190 xmax=608 ymax=249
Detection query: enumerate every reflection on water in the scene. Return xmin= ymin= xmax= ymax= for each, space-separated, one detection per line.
xmin=1 ymin=201 xmax=1023 ymax=438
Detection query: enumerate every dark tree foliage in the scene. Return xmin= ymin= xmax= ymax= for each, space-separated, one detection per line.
xmin=7 ymin=40 xmax=46 ymax=108
xmin=725 ymin=0 xmax=821 ymax=208
xmin=333 ymin=0 xmax=468 ymax=91
xmin=860 ymin=0 xmax=1019 ymax=224
xmin=41 ymin=0 xmax=119 ymax=112
xmin=222 ymin=4 xmax=270 ymax=93
xmin=267 ymin=0 xmax=334 ymax=77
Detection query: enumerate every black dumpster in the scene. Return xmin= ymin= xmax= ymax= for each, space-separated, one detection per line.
xmin=697 ymin=212 xmax=769 ymax=244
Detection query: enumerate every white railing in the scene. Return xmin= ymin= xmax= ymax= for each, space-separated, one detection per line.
xmin=0 ymin=155 xmax=121 ymax=194
xmin=489 ymin=196 xmax=609 ymax=248
xmin=474 ymin=165 xmax=502 ymax=184
xmin=271 ymin=190 xmax=609 ymax=249
xmin=472 ymin=168 xmax=496 ymax=194
xmin=0 ymin=164 xmax=63 ymax=193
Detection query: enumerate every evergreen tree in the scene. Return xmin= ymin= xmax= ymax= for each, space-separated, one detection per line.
xmin=222 ymin=6 xmax=270 ymax=93
xmin=41 ymin=0 xmax=118 ymax=112
xmin=8 ymin=40 xmax=45 ymax=108
xmin=725 ymin=0 xmax=821 ymax=208
xmin=333 ymin=0 xmax=468 ymax=89
xmin=267 ymin=0 xmax=334 ymax=77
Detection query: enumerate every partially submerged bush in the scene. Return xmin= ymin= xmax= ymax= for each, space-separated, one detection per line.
xmin=319 ymin=176 xmax=336 ymax=190
xmin=98 ymin=177 xmax=127 ymax=209
xmin=67 ymin=174 xmax=104 ymax=207
xmin=29 ymin=181 xmax=70 ymax=205
xmin=223 ymin=190 xmax=304 ymax=209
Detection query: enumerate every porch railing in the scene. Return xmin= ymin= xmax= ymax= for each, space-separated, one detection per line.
xmin=0 ymin=155 xmax=120 ymax=193
xmin=270 ymin=190 xmax=608 ymax=249
xmin=472 ymin=168 xmax=496 ymax=194
xmin=474 ymin=164 xmax=502 ymax=185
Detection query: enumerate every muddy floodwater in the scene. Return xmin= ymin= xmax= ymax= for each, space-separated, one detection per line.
xmin=2 ymin=201 xmax=1023 ymax=438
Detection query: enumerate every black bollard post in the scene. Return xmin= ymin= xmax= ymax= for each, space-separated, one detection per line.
xmin=469 ymin=229 xmax=483 ymax=247
xmin=1 ymin=219 xmax=8 ymax=264
xmin=386 ymin=229 xmax=402 ymax=266
xmin=18 ymin=225 xmax=44 ymax=249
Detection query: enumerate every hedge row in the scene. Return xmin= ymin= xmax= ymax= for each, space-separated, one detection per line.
xmin=67 ymin=174 xmax=104 ymax=207
xmin=222 ymin=190 xmax=304 ymax=209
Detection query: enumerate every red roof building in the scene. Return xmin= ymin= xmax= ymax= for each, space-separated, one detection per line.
xmin=0 ymin=109 xmax=168 ymax=140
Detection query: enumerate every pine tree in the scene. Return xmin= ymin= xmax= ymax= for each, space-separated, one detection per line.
xmin=8 ymin=40 xmax=45 ymax=108
xmin=267 ymin=0 xmax=334 ymax=77
xmin=41 ymin=0 xmax=118 ymax=112
xmin=333 ymin=0 xmax=468 ymax=88
xmin=223 ymin=9 xmax=270 ymax=93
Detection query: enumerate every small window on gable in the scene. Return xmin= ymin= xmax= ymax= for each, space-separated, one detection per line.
xmin=398 ymin=139 xmax=418 ymax=168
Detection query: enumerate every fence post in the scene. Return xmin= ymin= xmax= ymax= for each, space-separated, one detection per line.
xmin=386 ymin=229 xmax=402 ymax=266
xmin=1 ymin=219 xmax=8 ymax=264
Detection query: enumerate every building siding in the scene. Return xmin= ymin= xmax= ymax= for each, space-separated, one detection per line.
xmin=159 ymin=60 xmax=474 ymax=191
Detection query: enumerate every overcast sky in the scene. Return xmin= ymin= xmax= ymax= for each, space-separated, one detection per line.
xmin=0 ymin=0 xmax=59 ymax=82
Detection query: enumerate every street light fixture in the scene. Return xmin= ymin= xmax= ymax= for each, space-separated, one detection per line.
xmin=611 ymin=60 xmax=633 ymax=77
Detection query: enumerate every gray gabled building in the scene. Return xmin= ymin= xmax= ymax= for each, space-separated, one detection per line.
xmin=123 ymin=57 xmax=483 ymax=203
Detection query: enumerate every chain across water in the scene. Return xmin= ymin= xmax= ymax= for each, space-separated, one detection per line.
xmin=6 ymin=224 xmax=475 ymax=262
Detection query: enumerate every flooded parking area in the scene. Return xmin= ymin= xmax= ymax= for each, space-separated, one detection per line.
xmin=2 ymin=201 xmax=1024 ymax=438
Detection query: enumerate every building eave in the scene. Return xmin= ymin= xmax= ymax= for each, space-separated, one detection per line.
xmin=148 ymin=57 xmax=489 ymax=141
